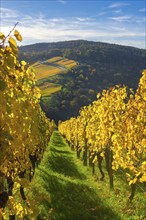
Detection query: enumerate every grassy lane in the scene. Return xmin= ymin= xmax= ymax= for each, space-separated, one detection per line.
xmin=29 ymin=131 xmax=122 ymax=220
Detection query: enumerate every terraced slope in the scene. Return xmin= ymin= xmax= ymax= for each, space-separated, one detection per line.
xmin=32 ymin=57 xmax=77 ymax=97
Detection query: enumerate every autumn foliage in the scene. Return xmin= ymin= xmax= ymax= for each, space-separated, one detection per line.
xmin=0 ymin=28 xmax=54 ymax=218
xmin=59 ymin=70 xmax=146 ymax=200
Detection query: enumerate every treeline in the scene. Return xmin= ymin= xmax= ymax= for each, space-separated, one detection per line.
xmin=19 ymin=40 xmax=146 ymax=75
xmin=58 ymin=70 xmax=146 ymax=201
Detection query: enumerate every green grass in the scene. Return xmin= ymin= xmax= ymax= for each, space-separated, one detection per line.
xmin=29 ymin=131 xmax=146 ymax=220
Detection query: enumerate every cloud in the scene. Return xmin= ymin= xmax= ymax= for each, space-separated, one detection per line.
xmin=114 ymin=10 xmax=122 ymax=14
xmin=0 ymin=8 xmax=18 ymax=18
xmin=108 ymin=2 xmax=130 ymax=8
xmin=1 ymin=7 xmax=145 ymax=49
xmin=75 ymin=17 xmax=93 ymax=22
xmin=91 ymin=12 xmax=106 ymax=18
xmin=58 ymin=0 xmax=66 ymax=5
xmin=110 ymin=16 xmax=132 ymax=22
xmin=139 ymin=8 xmax=146 ymax=12
xmin=49 ymin=18 xmax=65 ymax=22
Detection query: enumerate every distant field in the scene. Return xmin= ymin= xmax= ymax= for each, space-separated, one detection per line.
xmin=46 ymin=56 xmax=63 ymax=63
xmin=33 ymin=63 xmax=61 ymax=80
xmin=33 ymin=56 xmax=77 ymax=96
xmin=56 ymin=59 xmax=77 ymax=68
xmin=33 ymin=57 xmax=77 ymax=80
xmin=36 ymin=68 xmax=62 ymax=80
xmin=39 ymin=82 xmax=61 ymax=96
xmin=41 ymin=85 xmax=61 ymax=96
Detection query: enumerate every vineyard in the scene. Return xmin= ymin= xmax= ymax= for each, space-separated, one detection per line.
xmin=0 ymin=28 xmax=146 ymax=219
xmin=32 ymin=56 xmax=77 ymax=97
xmin=0 ymin=29 xmax=54 ymax=218
xmin=58 ymin=70 xmax=146 ymax=201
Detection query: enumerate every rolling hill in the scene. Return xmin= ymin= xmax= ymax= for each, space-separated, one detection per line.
xmin=19 ymin=40 xmax=146 ymax=123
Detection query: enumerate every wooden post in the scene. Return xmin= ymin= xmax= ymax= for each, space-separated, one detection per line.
xmin=97 ymin=152 xmax=105 ymax=181
xmin=129 ymin=183 xmax=136 ymax=201
xmin=83 ymin=145 xmax=88 ymax=166
xmin=105 ymin=148 xmax=114 ymax=189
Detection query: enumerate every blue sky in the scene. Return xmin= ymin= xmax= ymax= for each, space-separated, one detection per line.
xmin=0 ymin=0 xmax=146 ymax=48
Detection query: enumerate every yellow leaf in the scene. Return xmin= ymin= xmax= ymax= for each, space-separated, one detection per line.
xmin=0 ymin=32 xmax=5 ymax=40
xmin=21 ymin=60 xmax=27 ymax=66
xmin=100 ymin=152 xmax=104 ymax=158
xmin=8 ymin=37 xmax=18 ymax=53
xmin=8 ymin=37 xmax=17 ymax=48
xmin=129 ymin=178 xmax=137 ymax=185
xmin=96 ymin=93 xmax=100 ymax=99
xmin=92 ymin=157 xmax=97 ymax=163
xmin=142 ymin=92 xmax=146 ymax=101
xmin=14 ymin=30 xmax=22 ymax=42
xmin=5 ymin=54 xmax=16 ymax=68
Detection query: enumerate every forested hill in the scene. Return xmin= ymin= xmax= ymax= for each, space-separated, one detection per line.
xmin=19 ymin=40 xmax=146 ymax=123
xmin=19 ymin=40 xmax=146 ymax=66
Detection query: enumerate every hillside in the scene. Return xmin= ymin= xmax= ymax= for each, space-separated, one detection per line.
xmin=19 ymin=40 xmax=146 ymax=122
xmin=32 ymin=56 xmax=77 ymax=96
xmin=1 ymin=30 xmax=145 ymax=219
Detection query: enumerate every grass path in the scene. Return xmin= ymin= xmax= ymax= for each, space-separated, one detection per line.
xmin=29 ymin=131 xmax=145 ymax=220
xmin=30 ymin=131 xmax=122 ymax=220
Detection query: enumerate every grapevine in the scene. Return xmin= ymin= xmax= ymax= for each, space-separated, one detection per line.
xmin=59 ymin=71 xmax=146 ymax=200
xmin=0 ymin=27 xmax=54 ymax=219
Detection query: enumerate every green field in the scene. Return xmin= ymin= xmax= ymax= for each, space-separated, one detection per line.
xmin=29 ymin=131 xmax=145 ymax=220
xmin=32 ymin=57 xmax=77 ymax=96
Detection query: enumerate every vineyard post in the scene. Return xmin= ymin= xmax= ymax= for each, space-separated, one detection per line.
xmin=105 ymin=148 xmax=114 ymax=189
xmin=129 ymin=183 xmax=136 ymax=202
xmin=97 ymin=152 xmax=105 ymax=181
xmin=89 ymin=151 xmax=95 ymax=175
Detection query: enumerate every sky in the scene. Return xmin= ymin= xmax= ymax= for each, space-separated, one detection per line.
xmin=0 ymin=0 xmax=146 ymax=48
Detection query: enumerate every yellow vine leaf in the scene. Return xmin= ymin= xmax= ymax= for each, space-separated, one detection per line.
xmin=92 ymin=157 xmax=97 ymax=163
xmin=0 ymin=32 xmax=5 ymax=41
xmin=8 ymin=37 xmax=18 ymax=53
xmin=1 ymin=29 xmax=54 ymax=218
xmin=14 ymin=30 xmax=22 ymax=42
xmin=5 ymin=54 xmax=16 ymax=68
xmin=8 ymin=37 xmax=17 ymax=48
xmin=21 ymin=60 xmax=27 ymax=66
xmin=129 ymin=178 xmax=137 ymax=185
xmin=96 ymin=93 xmax=100 ymax=99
